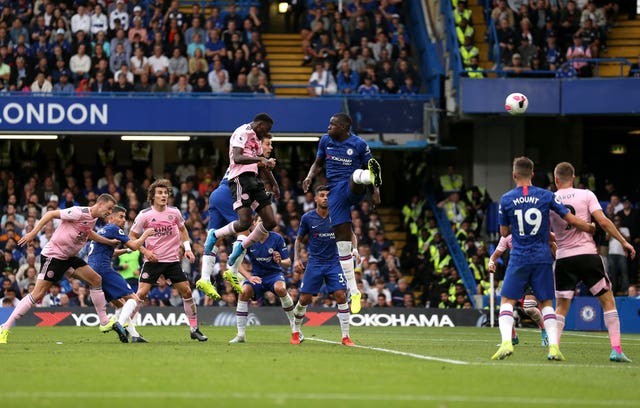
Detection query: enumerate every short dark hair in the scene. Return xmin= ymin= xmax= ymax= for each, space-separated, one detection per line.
xmin=315 ymin=185 xmax=330 ymax=194
xmin=332 ymin=112 xmax=352 ymax=131
xmin=112 ymin=205 xmax=126 ymax=214
xmin=253 ymin=112 xmax=273 ymax=124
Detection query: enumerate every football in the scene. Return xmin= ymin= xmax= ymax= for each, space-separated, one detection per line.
xmin=505 ymin=92 xmax=529 ymax=115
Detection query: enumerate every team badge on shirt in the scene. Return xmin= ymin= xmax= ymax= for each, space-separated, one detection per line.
xmin=346 ymin=148 xmax=353 ymax=156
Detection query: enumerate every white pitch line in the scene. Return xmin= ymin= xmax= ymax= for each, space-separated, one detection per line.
xmin=307 ymin=338 xmax=639 ymax=370
xmin=307 ymin=337 xmax=468 ymax=365
xmin=3 ymin=391 xmax=639 ymax=406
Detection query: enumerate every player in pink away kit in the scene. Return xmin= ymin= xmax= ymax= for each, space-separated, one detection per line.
xmin=0 ymin=194 xmax=122 ymax=344
xmin=488 ymin=234 xmax=549 ymax=347
xmin=204 ymin=113 xmax=281 ymax=276
xmin=130 ymin=179 xmax=208 ymax=341
xmin=550 ymin=162 xmax=635 ymax=362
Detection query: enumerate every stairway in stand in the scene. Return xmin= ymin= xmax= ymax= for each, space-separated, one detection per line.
xmin=263 ymin=33 xmax=312 ymax=97
xmin=468 ymin=0 xmax=493 ymax=70
xmin=598 ymin=18 xmax=640 ymax=77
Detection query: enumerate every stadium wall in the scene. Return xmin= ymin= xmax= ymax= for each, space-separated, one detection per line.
xmin=460 ymin=78 xmax=640 ymax=115
xmin=0 ymin=96 xmax=431 ymax=135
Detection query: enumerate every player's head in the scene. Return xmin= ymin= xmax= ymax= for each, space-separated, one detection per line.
xmin=261 ymin=132 xmax=273 ymax=157
xmin=314 ymin=185 xmax=329 ymax=209
xmin=147 ymin=178 xmax=173 ymax=206
xmin=252 ymin=112 xmax=274 ymax=139
xmin=94 ymin=193 xmax=117 ymax=218
xmin=107 ymin=205 xmax=127 ymax=227
xmin=553 ymin=161 xmax=575 ymax=188
xmin=328 ymin=113 xmax=352 ymax=139
xmin=512 ymin=156 xmax=534 ymax=181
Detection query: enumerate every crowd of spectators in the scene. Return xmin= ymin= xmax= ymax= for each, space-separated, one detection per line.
xmin=0 ymin=0 xmax=274 ymax=94
xmin=297 ymin=0 xmax=420 ymax=96
xmin=0 ymin=139 xmax=424 ymax=309
xmin=460 ymin=0 xmax=636 ymax=78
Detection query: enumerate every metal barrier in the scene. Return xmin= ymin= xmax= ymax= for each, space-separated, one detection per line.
xmin=459 ymin=58 xmax=634 ymax=78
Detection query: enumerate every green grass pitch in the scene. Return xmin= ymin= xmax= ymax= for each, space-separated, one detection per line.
xmin=1 ymin=326 xmax=638 ymax=407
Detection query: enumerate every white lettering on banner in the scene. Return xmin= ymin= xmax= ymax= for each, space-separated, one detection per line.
xmin=349 ymin=313 xmax=455 ymax=327
xmin=71 ymin=313 xmax=100 ymax=326
xmin=0 ymin=103 xmax=108 ymax=125
xmin=69 ymin=312 xmax=189 ymax=326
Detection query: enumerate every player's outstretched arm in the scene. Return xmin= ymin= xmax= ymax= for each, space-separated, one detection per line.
xmin=18 ymin=210 xmax=60 ymax=246
xmin=126 ymin=228 xmax=155 ymax=251
xmin=303 ymin=156 xmax=325 ymax=192
xmin=592 ymin=210 xmax=636 ymax=259
xmin=89 ymin=230 xmax=119 ymax=247
xmin=563 ymin=213 xmax=596 ymax=234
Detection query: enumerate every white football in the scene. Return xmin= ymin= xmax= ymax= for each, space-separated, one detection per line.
xmin=505 ymin=92 xmax=529 ymax=115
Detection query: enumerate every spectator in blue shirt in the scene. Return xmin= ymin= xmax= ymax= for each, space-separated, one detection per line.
xmin=357 ymin=75 xmax=380 ymax=95
xmin=399 ymin=76 xmax=419 ymax=95
xmin=337 ymin=61 xmax=359 ymax=94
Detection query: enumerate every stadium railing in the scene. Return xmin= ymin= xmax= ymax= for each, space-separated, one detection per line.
xmin=426 ymin=191 xmax=478 ymax=308
xmin=459 ymin=58 xmax=634 ymax=78
xmin=406 ymin=0 xmax=445 ymax=100
xmin=0 ymin=91 xmax=277 ymax=98
xmin=440 ymin=0 xmax=464 ymax=96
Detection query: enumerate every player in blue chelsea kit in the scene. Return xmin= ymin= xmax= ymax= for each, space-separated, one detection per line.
xmin=88 ymin=206 xmax=154 ymax=343
xmin=291 ymin=186 xmax=355 ymax=346
xmin=229 ymin=219 xmax=295 ymax=343
xmin=303 ymin=113 xmax=382 ymax=314
xmin=492 ymin=157 xmax=594 ymax=361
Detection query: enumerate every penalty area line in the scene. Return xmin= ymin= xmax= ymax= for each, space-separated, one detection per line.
xmin=307 ymin=337 xmax=468 ymax=365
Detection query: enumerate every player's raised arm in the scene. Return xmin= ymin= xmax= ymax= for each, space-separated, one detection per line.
xmin=592 ymin=210 xmax=636 ymax=259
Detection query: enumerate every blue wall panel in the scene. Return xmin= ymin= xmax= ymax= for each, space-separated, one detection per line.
xmin=0 ymin=97 xmax=343 ymax=133
xmin=348 ymin=99 xmax=426 ymax=134
xmin=461 ymin=78 xmax=561 ymax=114
xmin=561 ymin=79 xmax=640 ymax=114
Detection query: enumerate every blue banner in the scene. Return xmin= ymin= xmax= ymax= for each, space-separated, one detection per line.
xmin=461 ymin=78 xmax=561 ymax=114
xmin=0 ymin=96 xmax=343 ymax=134
xmin=564 ymin=296 xmax=640 ymax=333
xmin=561 ymin=79 xmax=640 ymax=114
xmin=461 ymin=78 xmax=640 ymax=115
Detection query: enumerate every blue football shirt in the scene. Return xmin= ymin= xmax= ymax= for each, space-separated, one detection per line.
xmin=316 ymin=133 xmax=372 ymax=188
xmin=87 ymin=223 xmax=130 ymax=272
xmin=298 ymin=210 xmax=338 ymax=263
xmin=499 ymin=185 xmax=568 ymax=265
xmin=247 ymin=232 xmax=289 ymax=277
